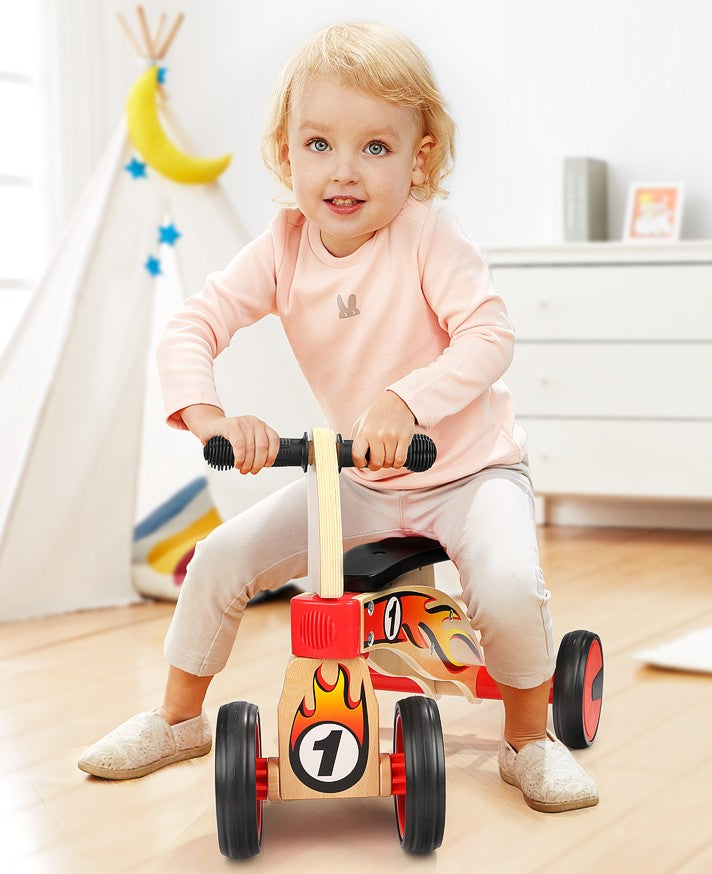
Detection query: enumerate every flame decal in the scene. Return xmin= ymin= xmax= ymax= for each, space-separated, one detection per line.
xmin=289 ymin=663 xmax=370 ymax=793
xmin=367 ymin=591 xmax=482 ymax=675
xmin=291 ymin=664 xmax=365 ymax=749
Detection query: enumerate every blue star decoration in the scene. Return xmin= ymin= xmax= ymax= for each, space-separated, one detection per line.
xmin=125 ymin=157 xmax=147 ymax=179
xmin=158 ymin=223 xmax=181 ymax=246
xmin=144 ymin=255 xmax=162 ymax=277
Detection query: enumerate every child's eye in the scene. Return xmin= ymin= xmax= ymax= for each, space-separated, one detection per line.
xmin=307 ymin=138 xmax=330 ymax=152
xmin=365 ymin=141 xmax=389 ymax=156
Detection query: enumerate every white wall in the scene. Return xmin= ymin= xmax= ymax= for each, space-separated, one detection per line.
xmin=55 ymin=0 xmax=712 ymax=250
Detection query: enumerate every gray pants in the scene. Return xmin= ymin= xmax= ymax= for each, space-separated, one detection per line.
xmin=164 ymin=461 xmax=555 ymax=688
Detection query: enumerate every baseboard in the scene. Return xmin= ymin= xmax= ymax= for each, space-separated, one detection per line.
xmin=536 ymin=496 xmax=712 ymax=530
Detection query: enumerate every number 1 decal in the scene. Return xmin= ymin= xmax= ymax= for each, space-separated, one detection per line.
xmin=384 ymin=595 xmax=402 ymax=642
xmin=313 ymin=729 xmax=343 ymax=777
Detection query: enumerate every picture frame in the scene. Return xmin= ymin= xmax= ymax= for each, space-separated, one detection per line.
xmin=623 ymin=182 xmax=684 ymax=242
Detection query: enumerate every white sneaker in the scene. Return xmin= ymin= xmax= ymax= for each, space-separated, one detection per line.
xmin=78 ymin=710 xmax=212 ymax=780
xmin=498 ymin=730 xmax=598 ymax=812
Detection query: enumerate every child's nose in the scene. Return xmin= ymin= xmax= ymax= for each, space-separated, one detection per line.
xmin=331 ymin=153 xmax=359 ymax=184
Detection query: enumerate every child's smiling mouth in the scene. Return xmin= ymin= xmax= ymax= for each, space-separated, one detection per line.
xmin=325 ymin=197 xmax=365 ymax=214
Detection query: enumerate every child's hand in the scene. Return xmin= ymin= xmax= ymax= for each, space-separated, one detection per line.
xmin=351 ymin=391 xmax=416 ymax=471
xmin=180 ymin=404 xmax=280 ymax=474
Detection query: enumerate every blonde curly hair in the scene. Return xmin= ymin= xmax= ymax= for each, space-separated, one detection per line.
xmin=262 ymin=22 xmax=456 ymax=201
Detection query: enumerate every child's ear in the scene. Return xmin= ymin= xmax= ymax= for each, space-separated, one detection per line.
xmin=278 ymin=140 xmax=291 ymax=180
xmin=412 ymin=136 xmax=435 ymax=187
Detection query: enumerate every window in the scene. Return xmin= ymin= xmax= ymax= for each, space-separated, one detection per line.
xmin=0 ymin=0 xmax=43 ymax=348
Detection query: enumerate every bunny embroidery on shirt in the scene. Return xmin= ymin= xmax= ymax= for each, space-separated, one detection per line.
xmin=337 ymin=294 xmax=360 ymax=319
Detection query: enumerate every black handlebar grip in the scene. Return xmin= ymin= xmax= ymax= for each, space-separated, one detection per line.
xmin=203 ymin=436 xmax=236 ymax=471
xmin=204 ymin=433 xmax=436 ymax=473
xmin=203 ymin=435 xmax=310 ymax=472
xmin=270 ymin=433 xmax=310 ymax=471
xmin=336 ymin=433 xmax=436 ymax=472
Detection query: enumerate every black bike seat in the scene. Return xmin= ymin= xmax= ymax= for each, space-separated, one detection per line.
xmin=343 ymin=536 xmax=448 ymax=593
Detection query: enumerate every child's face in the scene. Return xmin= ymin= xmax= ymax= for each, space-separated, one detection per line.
xmin=281 ymin=75 xmax=433 ymax=257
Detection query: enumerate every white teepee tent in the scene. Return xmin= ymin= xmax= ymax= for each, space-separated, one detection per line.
xmin=0 ymin=11 xmax=316 ymax=620
xmin=0 ymin=114 xmax=253 ymax=620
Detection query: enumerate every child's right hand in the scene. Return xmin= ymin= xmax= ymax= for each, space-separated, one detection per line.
xmin=179 ymin=404 xmax=280 ymax=474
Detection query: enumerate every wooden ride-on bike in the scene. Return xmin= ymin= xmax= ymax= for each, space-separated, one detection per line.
xmin=204 ymin=429 xmax=604 ymax=860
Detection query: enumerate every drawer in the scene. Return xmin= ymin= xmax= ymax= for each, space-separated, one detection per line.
xmin=505 ymin=344 xmax=712 ymax=418
xmin=491 ymin=265 xmax=712 ymax=340
xmin=521 ymin=419 xmax=712 ymax=499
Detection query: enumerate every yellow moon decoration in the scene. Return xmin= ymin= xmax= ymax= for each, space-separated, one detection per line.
xmin=126 ymin=66 xmax=232 ymax=184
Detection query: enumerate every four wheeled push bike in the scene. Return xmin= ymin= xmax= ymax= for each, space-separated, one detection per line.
xmin=203 ymin=428 xmax=604 ymax=859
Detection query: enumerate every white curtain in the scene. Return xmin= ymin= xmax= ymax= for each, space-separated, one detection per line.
xmin=38 ymin=0 xmax=110 ymax=251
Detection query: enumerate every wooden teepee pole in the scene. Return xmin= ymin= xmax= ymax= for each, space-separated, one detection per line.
xmin=152 ymin=13 xmax=167 ymax=53
xmin=156 ymin=13 xmax=185 ymax=59
xmin=116 ymin=8 xmax=185 ymax=63
xmin=116 ymin=12 xmax=146 ymax=59
xmin=136 ymin=6 xmax=157 ymax=60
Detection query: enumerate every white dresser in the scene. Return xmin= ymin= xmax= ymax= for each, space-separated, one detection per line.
xmin=485 ymin=243 xmax=712 ymax=523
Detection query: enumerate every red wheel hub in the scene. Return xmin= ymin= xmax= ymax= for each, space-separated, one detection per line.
xmin=583 ymin=639 xmax=603 ymax=742
xmin=392 ymin=714 xmax=406 ymax=838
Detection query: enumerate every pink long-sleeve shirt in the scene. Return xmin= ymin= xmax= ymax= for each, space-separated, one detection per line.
xmin=156 ymin=196 xmax=527 ymax=490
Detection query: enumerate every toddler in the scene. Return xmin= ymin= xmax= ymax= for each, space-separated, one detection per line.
xmin=79 ymin=21 xmax=597 ymax=812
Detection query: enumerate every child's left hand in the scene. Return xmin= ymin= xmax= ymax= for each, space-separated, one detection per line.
xmin=351 ymin=391 xmax=416 ymax=471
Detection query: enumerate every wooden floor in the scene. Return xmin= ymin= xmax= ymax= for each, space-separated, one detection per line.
xmin=2 ymin=526 xmax=712 ymax=874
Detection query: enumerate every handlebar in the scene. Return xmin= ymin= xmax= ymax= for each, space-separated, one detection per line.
xmin=203 ymin=433 xmax=436 ymax=473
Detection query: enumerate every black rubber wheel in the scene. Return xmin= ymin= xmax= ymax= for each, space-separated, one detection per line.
xmin=215 ymin=701 xmax=263 ymax=859
xmin=393 ymin=696 xmax=446 ymax=853
xmin=553 ymin=630 xmax=604 ymax=749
